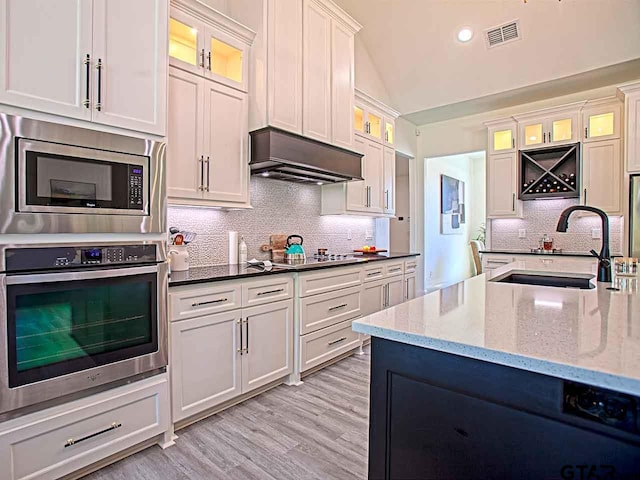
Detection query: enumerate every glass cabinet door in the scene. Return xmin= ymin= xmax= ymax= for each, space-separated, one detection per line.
xmin=385 ymin=120 xmax=394 ymax=145
xmin=491 ymin=128 xmax=515 ymax=153
xmin=582 ymin=104 xmax=621 ymax=143
xmin=367 ymin=111 xmax=382 ymax=140
xmin=523 ymin=123 xmax=544 ymax=147
xmin=169 ymin=16 xmax=201 ymax=70
xmin=354 ymin=106 xmax=365 ymax=134
xmin=551 ymin=117 xmax=573 ymax=143
xmin=208 ymin=36 xmax=243 ymax=84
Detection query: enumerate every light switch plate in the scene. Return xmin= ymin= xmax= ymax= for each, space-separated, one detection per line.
xmin=518 ymin=229 xmax=526 ymax=239
xmin=592 ymin=228 xmax=602 ymax=239
xmin=347 ymin=230 xmax=352 ymax=240
xmin=365 ymin=230 xmax=373 ymax=240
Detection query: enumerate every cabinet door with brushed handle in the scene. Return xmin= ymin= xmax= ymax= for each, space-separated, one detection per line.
xmin=202 ymin=79 xmax=249 ymax=205
xmin=0 ymin=0 xmax=93 ymax=121
xmin=241 ymin=300 xmax=293 ymax=393
xmin=91 ymin=0 xmax=167 ymax=135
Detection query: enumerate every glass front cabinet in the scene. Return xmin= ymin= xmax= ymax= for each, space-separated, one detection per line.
xmin=487 ymin=120 xmax=517 ymax=155
xmin=169 ymin=8 xmax=249 ymax=92
xmin=517 ymin=108 xmax=580 ymax=149
xmin=582 ymin=101 xmax=622 ymax=143
xmin=354 ymin=103 xmax=395 ymax=146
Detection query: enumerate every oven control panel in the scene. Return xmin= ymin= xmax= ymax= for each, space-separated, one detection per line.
xmin=5 ymin=244 xmax=159 ymax=271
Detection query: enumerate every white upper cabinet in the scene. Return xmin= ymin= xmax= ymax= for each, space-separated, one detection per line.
xmin=515 ymin=105 xmax=581 ymax=150
xmin=302 ymin=0 xmax=332 ymax=144
xmin=330 ymin=18 xmax=355 ymax=150
xmin=582 ymin=139 xmax=623 ymax=215
xmin=619 ymin=82 xmax=640 ymax=173
xmin=354 ymin=91 xmax=398 ymax=147
xmin=383 ymin=146 xmax=395 ymax=215
xmin=0 ymin=0 xmax=168 ymax=136
xmin=267 ymin=0 xmax=303 ymax=133
xmin=230 ymin=0 xmax=359 ymax=150
xmin=167 ymin=67 xmax=204 ymax=200
xmin=486 ymin=119 xmax=517 ymax=155
xmin=486 ymin=152 xmax=522 ymax=218
xmin=201 ymin=80 xmax=249 ymax=205
xmin=167 ymin=2 xmax=254 ymax=209
xmin=92 ymin=0 xmax=168 ymax=135
xmin=169 ymin=1 xmax=253 ymax=93
xmin=582 ymin=100 xmax=622 ymax=143
xmin=0 ymin=0 xmax=93 ymax=121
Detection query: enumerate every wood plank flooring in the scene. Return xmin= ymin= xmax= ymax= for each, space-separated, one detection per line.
xmin=85 ymin=349 xmax=370 ymax=480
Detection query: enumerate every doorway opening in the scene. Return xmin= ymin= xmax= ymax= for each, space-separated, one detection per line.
xmin=424 ymin=151 xmax=486 ymax=290
xmin=390 ymin=152 xmax=412 ymax=252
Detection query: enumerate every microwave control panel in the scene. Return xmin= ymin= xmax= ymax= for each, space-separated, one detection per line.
xmin=5 ymin=244 xmax=159 ymax=271
xmin=128 ymin=165 xmax=144 ymax=208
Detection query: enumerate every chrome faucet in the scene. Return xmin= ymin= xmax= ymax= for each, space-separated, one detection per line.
xmin=556 ymin=205 xmax=611 ymax=282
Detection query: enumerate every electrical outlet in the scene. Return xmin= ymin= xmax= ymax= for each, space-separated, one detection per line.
xmin=347 ymin=230 xmax=352 ymax=240
xmin=592 ymin=228 xmax=602 ymax=240
xmin=365 ymin=230 xmax=373 ymax=240
xmin=428 ymin=271 xmax=433 ymax=279
xmin=518 ymin=229 xmax=526 ymax=239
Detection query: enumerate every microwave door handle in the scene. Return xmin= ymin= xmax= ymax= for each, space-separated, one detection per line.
xmin=5 ymin=265 xmax=159 ymax=285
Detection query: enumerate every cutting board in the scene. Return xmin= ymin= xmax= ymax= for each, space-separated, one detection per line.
xmin=260 ymin=234 xmax=287 ymax=261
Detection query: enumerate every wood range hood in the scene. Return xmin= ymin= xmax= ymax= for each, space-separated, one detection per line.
xmin=249 ymin=127 xmax=364 ymax=184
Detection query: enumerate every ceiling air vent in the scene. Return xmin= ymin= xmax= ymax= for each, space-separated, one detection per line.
xmin=485 ymin=20 xmax=521 ymax=48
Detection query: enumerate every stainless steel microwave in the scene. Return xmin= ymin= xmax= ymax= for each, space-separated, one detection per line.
xmin=0 ymin=114 xmax=166 ymax=234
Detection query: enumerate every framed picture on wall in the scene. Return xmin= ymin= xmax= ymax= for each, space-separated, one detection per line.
xmin=441 ymin=174 xmax=465 ymax=235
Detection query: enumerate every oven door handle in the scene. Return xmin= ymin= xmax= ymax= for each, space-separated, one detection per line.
xmin=6 ymin=264 xmax=161 ymax=285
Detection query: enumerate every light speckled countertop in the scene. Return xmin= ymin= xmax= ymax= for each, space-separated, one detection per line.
xmin=352 ymin=258 xmax=640 ymax=396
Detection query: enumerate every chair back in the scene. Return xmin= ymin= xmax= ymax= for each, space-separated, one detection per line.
xmin=470 ymin=240 xmax=484 ymax=275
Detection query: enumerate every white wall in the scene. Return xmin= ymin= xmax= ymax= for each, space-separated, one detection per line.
xmin=424 ymin=153 xmax=485 ymax=289
xmin=354 ymin=36 xmax=392 ymax=105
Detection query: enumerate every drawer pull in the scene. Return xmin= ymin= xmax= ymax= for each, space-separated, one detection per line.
xmin=389 ymin=268 xmax=402 ymax=273
xmin=328 ymin=303 xmax=348 ymax=312
xmin=367 ymin=271 xmax=381 ymax=277
xmin=192 ymin=298 xmax=228 ymax=307
xmin=257 ymin=288 xmax=284 ymax=296
xmin=328 ymin=337 xmax=347 ymax=346
xmin=64 ymin=422 xmax=122 ymax=448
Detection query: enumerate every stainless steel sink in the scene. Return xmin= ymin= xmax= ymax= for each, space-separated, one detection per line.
xmin=490 ymin=272 xmax=596 ymax=290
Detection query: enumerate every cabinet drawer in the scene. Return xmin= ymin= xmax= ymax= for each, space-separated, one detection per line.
xmin=385 ymin=261 xmax=404 ymax=277
xmin=0 ymin=376 xmax=168 ymax=480
xmin=300 ymin=319 xmax=361 ymax=373
xmin=482 ymin=255 xmax=515 ymax=271
xmin=404 ymin=258 xmax=418 ymax=274
xmin=298 ymin=266 xmax=362 ymax=297
xmin=242 ymin=276 xmax=293 ymax=307
xmin=170 ymin=283 xmax=242 ymax=321
xmin=299 ymin=285 xmax=361 ymax=335
xmin=363 ymin=263 xmax=385 ymax=282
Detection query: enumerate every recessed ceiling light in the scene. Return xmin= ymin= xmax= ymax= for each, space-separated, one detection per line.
xmin=457 ymin=28 xmax=473 ymax=43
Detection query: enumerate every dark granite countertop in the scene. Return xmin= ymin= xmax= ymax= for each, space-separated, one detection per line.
xmin=169 ymin=252 xmax=419 ymax=287
xmin=480 ymin=249 xmax=623 ymax=258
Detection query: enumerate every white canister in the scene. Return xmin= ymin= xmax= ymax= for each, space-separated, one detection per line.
xmin=169 ymin=244 xmax=190 ymax=272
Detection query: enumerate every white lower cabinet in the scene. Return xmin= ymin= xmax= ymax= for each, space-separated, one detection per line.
xmin=169 ymin=277 xmax=294 ymax=423
xmin=299 ymin=318 xmax=361 ymax=373
xmin=241 ymin=300 xmax=294 ymax=392
xmin=404 ymin=273 xmax=417 ymax=301
xmin=0 ymin=375 xmax=169 ymax=480
xmin=170 ymin=310 xmax=242 ymax=422
xmin=387 ymin=275 xmax=405 ymax=308
xmin=361 ymin=279 xmax=385 ymax=317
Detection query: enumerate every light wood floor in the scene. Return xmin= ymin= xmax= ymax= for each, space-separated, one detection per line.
xmin=85 ymin=349 xmax=370 ymax=480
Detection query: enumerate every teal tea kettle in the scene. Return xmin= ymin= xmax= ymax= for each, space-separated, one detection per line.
xmin=284 ymin=235 xmax=306 ymax=264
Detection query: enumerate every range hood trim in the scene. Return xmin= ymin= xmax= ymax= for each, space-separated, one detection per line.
xmin=250 ymin=126 xmax=364 ymax=183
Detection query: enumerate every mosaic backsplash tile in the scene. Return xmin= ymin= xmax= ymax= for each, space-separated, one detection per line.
xmin=167 ymin=178 xmax=376 ymax=267
xmin=490 ymin=198 xmax=624 ymax=254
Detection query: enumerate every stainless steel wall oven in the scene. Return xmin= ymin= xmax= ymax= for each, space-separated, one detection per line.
xmin=0 ymin=113 xmax=165 ymax=234
xmin=0 ymin=241 xmax=168 ymax=416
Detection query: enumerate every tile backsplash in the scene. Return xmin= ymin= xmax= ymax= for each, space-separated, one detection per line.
xmin=490 ymin=198 xmax=624 ymax=254
xmin=167 ymin=177 xmax=376 ymax=267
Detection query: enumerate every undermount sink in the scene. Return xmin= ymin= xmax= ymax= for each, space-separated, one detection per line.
xmin=491 ymin=272 xmax=596 ymax=290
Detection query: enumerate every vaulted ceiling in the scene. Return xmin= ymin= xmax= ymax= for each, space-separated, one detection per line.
xmin=333 ymin=0 xmax=640 ymax=124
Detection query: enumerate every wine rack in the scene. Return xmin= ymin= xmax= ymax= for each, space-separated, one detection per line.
xmin=519 ymin=143 xmax=580 ymax=200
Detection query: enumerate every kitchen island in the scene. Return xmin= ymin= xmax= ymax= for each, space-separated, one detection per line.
xmin=353 ymin=258 xmax=640 ymax=479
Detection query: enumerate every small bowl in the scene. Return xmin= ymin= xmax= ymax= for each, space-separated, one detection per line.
xmin=318 ymin=248 xmax=327 ymax=255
